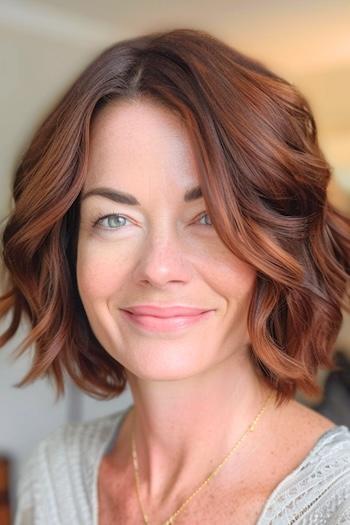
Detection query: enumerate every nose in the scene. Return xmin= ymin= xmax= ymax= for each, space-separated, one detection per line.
xmin=132 ymin=227 xmax=193 ymax=288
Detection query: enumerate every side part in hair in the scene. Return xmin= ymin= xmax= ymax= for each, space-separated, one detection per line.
xmin=1 ymin=29 xmax=349 ymax=406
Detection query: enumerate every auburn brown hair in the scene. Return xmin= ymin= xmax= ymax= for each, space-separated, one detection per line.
xmin=1 ymin=28 xmax=349 ymax=407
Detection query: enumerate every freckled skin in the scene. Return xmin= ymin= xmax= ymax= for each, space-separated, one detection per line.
xmin=77 ymin=99 xmax=257 ymax=381
xmin=77 ymin=99 xmax=335 ymax=525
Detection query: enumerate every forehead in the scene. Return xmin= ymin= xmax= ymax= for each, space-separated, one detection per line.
xmin=85 ymin=99 xmax=201 ymax=195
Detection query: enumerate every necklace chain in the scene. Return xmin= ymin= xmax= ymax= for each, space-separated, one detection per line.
xmin=131 ymin=390 xmax=274 ymax=525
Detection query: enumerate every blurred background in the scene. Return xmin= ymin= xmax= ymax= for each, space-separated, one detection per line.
xmin=0 ymin=0 xmax=349 ymax=521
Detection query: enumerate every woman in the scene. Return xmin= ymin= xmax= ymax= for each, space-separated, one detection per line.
xmin=1 ymin=28 xmax=350 ymax=524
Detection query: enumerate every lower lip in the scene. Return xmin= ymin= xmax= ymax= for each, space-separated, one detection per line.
xmin=120 ymin=309 xmax=214 ymax=332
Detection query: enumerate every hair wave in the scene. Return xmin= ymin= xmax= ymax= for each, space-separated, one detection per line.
xmin=1 ymin=28 xmax=349 ymax=406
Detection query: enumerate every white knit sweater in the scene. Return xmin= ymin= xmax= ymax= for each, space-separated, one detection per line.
xmin=14 ymin=406 xmax=350 ymax=524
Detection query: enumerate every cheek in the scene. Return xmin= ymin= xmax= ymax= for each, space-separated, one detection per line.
xmin=203 ymin=243 xmax=256 ymax=304
xmin=214 ymin=255 xmax=256 ymax=345
xmin=222 ymin=262 xmax=256 ymax=302
xmin=76 ymin=237 xmax=130 ymax=301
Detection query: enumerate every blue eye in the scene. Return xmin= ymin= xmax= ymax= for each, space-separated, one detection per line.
xmin=198 ymin=212 xmax=213 ymax=226
xmin=94 ymin=214 xmax=130 ymax=229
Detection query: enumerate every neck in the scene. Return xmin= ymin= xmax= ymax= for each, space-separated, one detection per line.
xmin=120 ymin=352 xmax=277 ymax=507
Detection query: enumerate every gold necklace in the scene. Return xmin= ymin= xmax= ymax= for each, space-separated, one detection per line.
xmin=131 ymin=390 xmax=274 ymax=525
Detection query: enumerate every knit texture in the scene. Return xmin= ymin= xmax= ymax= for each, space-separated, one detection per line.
xmin=14 ymin=406 xmax=350 ymax=524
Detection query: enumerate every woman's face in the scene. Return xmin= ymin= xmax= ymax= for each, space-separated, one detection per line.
xmin=77 ymin=98 xmax=257 ymax=380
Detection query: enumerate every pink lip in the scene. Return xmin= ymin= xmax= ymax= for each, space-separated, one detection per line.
xmin=120 ymin=308 xmax=214 ymax=333
xmin=121 ymin=305 xmax=211 ymax=317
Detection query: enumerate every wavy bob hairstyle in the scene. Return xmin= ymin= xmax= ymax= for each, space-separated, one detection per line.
xmin=1 ymin=28 xmax=349 ymax=406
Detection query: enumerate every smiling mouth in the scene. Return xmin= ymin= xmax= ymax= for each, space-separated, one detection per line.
xmin=120 ymin=309 xmax=214 ymax=332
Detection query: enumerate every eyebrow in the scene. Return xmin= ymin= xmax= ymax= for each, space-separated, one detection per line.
xmin=80 ymin=185 xmax=203 ymax=205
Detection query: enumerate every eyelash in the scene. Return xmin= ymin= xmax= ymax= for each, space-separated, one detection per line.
xmin=92 ymin=211 xmax=213 ymax=231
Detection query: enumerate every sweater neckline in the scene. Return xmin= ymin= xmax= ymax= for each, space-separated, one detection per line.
xmin=256 ymin=422 xmax=349 ymax=523
xmin=91 ymin=407 xmax=348 ymax=525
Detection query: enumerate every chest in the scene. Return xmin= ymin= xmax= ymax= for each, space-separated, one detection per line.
xmin=97 ymin=463 xmax=271 ymax=525
xmin=98 ymin=496 xmax=269 ymax=525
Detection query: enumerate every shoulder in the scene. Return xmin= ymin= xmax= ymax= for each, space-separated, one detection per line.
xmin=14 ymin=408 xmax=128 ymax=524
xmin=28 ymin=408 xmax=125 ymax=477
xmin=259 ymin=424 xmax=350 ymax=524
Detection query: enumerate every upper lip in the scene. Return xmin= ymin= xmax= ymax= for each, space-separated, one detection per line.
xmin=121 ymin=305 xmax=213 ymax=317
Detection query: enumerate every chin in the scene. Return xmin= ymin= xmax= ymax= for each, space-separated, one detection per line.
xmin=122 ymin=353 xmax=209 ymax=382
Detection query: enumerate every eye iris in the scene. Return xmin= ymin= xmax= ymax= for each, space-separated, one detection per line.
xmin=107 ymin=215 xmax=125 ymax=228
xmin=201 ymin=213 xmax=212 ymax=226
